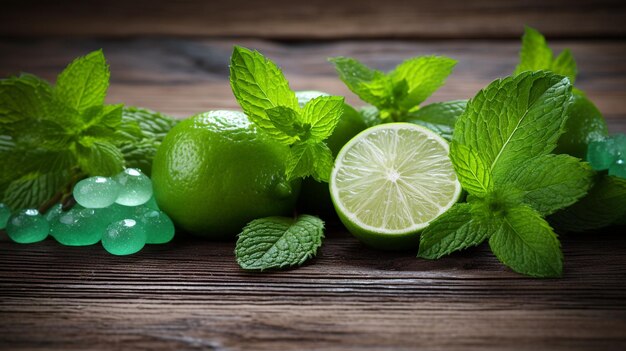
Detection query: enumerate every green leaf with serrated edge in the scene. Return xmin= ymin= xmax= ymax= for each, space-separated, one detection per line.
xmin=499 ymin=154 xmax=593 ymax=216
xmin=286 ymin=141 xmax=334 ymax=182
xmin=549 ymin=175 xmax=626 ymax=232
xmin=406 ymin=100 xmax=467 ymax=140
xmin=515 ymin=27 xmax=553 ymax=75
xmin=391 ymin=56 xmax=457 ymax=108
xmin=301 ymin=96 xmax=344 ymax=142
xmin=0 ymin=75 xmax=53 ymax=125
xmin=449 ymin=141 xmax=493 ymax=197
xmin=418 ymin=203 xmax=496 ymax=259
xmin=235 ymin=215 xmax=325 ymax=271
xmin=265 ymin=106 xmax=301 ymax=139
xmin=229 ymin=46 xmax=300 ymax=144
xmin=1 ymin=171 xmax=70 ymax=211
xmin=76 ymin=138 xmax=124 ymax=176
xmin=55 ymin=50 xmax=109 ymax=113
xmin=329 ymin=57 xmax=391 ymax=107
xmin=551 ymin=49 xmax=577 ymax=84
xmin=358 ymin=106 xmax=383 ymax=127
xmin=489 ymin=205 xmax=562 ymax=278
xmin=454 ymin=71 xmax=572 ymax=179
xmin=81 ymin=104 xmax=125 ymax=141
xmin=121 ymin=106 xmax=177 ymax=139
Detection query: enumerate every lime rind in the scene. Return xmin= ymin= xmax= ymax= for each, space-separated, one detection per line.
xmin=330 ymin=123 xmax=461 ymax=238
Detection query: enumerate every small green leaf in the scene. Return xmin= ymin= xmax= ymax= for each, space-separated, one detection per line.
xmin=229 ymin=46 xmax=300 ymax=144
xmin=499 ymin=154 xmax=593 ymax=215
xmin=265 ymin=106 xmax=301 ymax=140
xmin=301 ymin=96 xmax=344 ymax=142
xmin=76 ymin=138 xmax=124 ymax=176
xmin=286 ymin=141 xmax=334 ymax=182
xmin=0 ymin=75 xmax=53 ymax=126
xmin=235 ymin=215 xmax=325 ymax=271
xmin=449 ymin=141 xmax=493 ymax=197
xmin=391 ymin=56 xmax=457 ymax=108
xmin=489 ymin=205 xmax=563 ymax=278
xmin=418 ymin=203 xmax=495 ymax=259
xmin=515 ymin=27 xmax=553 ymax=75
xmin=406 ymin=100 xmax=467 ymax=140
xmin=121 ymin=106 xmax=177 ymax=139
xmin=55 ymin=50 xmax=110 ymax=113
xmin=1 ymin=171 xmax=71 ymax=210
xmin=551 ymin=49 xmax=577 ymax=84
xmin=329 ymin=57 xmax=390 ymax=107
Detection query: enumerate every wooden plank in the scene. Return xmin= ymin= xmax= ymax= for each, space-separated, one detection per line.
xmin=0 ymin=0 xmax=624 ymax=39
xmin=1 ymin=229 xmax=626 ymax=350
xmin=1 ymin=39 xmax=624 ymax=131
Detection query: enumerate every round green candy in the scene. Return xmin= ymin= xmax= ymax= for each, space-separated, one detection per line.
xmin=102 ymin=219 xmax=147 ymax=255
xmin=0 ymin=203 xmax=11 ymax=230
xmin=114 ymin=168 xmax=153 ymax=206
xmin=140 ymin=209 xmax=175 ymax=244
xmin=609 ymin=159 xmax=626 ymax=179
xmin=50 ymin=206 xmax=110 ymax=246
xmin=44 ymin=204 xmax=63 ymax=223
xmin=587 ymin=139 xmax=617 ymax=171
xmin=6 ymin=209 xmax=49 ymax=244
xmin=74 ymin=176 xmax=121 ymax=209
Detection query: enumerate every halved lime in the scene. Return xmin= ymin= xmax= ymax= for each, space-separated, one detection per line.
xmin=330 ymin=123 xmax=461 ymax=250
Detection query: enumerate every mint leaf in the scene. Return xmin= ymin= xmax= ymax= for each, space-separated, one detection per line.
xmin=230 ymin=46 xmax=300 ymax=144
xmin=391 ymin=56 xmax=456 ymax=108
xmin=499 ymin=154 xmax=593 ymax=215
xmin=449 ymin=141 xmax=493 ymax=197
xmin=406 ymin=100 xmax=467 ymax=140
xmin=265 ymin=106 xmax=301 ymax=139
xmin=286 ymin=141 xmax=334 ymax=182
xmin=2 ymin=171 xmax=71 ymax=211
xmin=489 ymin=205 xmax=562 ymax=278
xmin=76 ymin=138 xmax=124 ymax=176
xmin=549 ymin=176 xmax=626 ymax=232
xmin=0 ymin=75 xmax=53 ymax=126
xmin=454 ymin=71 xmax=572 ymax=179
xmin=301 ymin=96 xmax=345 ymax=142
xmin=418 ymin=203 xmax=495 ymax=259
xmin=329 ymin=57 xmax=387 ymax=106
xmin=515 ymin=27 xmax=553 ymax=75
xmin=55 ymin=49 xmax=109 ymax=113
xmin=235 ymin=215 xmax=325 ymax=271
xmin=551 ymin=49 xmax=577 ymax=84
xmin=121 ymin=106 xmax=176 ymax=139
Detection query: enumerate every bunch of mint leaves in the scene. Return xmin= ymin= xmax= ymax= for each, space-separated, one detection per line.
xmin=513 ymin=27 xmax=626 ymax=231
xmin=0 ymin=50 xmax=175 ymax=212
xmin=330 ymin=55 xmax=466 ymax=140
xmin=229 ymin=46 xmax=339 ymax=270
xmin=417 ymin=71 xmax=594 ymax=277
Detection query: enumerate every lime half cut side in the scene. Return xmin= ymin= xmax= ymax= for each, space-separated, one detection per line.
xmin=330 ymin=123 xmax=461 ymax=250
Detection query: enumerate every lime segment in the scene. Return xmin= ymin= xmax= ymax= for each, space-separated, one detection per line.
xmin=330 ymin=123 xmax=461 ymax=250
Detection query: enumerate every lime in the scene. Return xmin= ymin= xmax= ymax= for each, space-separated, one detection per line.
xmin=151 ymin=110 xmax=300 ymax=238
xmin=330 ymin=123 xmax=461 ymax=250
xmin=295 ymin=91 xmax=368 ymax=217
xmin=554 ymin=90 xmax=608 ymax=159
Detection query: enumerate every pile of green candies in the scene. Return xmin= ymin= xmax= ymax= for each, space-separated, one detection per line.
xmin=0 ymin=168 xmax=175 ymax=255
xmin=587 ymin=134 xmax=626 ymax=178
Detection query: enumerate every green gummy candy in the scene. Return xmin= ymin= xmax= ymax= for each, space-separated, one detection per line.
xmin=0 ymin=203 xmax=10 ymax=230
xmin=50 ymin=206 xmax=111 ymax=246
xmin=6 ymin=209 xmax=49 ymax=244
xmin=102 ymin=219 xmax=147 ymax=255
xmin=114 ymin=168 xmax=153 ymax=207
xmin=140 ymin=209 xmax=175 ymax=244
xmin=609 ymin=159 xmax=626 ymax=179
xmin=587 ymin=139 xmax=617 ymax=170
xmin=74 ymin=176 xmax=121 ymax=209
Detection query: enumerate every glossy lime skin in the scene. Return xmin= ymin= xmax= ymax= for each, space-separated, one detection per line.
xmin=152 ymin=111 xmax=300 ymax=238
xmin=554 ymin=91 xmax=609 ymax=159
xmin=296 ymin=92 xmax=368 ymax=217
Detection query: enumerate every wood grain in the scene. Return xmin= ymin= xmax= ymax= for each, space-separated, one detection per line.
xmin=0 ymin=0 xmax=625 ymax=39
xmin=1 ymin=39 xmax=626 ymax=350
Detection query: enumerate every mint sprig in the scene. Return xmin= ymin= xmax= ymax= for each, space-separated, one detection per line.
xmin=418 ymin=71 xmax=594 ymax=278
xmin=230 ymin=46 xmax=343 ymax=182
xmin=235 ymin=215 xmax=325 ymax=271
xmin=330 ymin=55 xmax=456 ymax=122
xmin=0 ymin=50 xmax=176 ymax=211
xmin=515 ymin=26 xmax=577 ymax=83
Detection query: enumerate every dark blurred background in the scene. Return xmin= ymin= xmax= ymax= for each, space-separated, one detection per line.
xmin=0 ymin=0 xmax=625 ymax=124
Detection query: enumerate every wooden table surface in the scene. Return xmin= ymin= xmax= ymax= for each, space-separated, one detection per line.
xmin=1 ymin=3 xmax=626 ymax=349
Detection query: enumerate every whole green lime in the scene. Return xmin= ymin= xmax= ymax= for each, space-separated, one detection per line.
xmin=295 ymin=91 xmax=368 ymax=217
xmin=152 ymin=110 xmax=300 ymax=238
xmin=554 ymin=90 xmax=608 ymax=159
